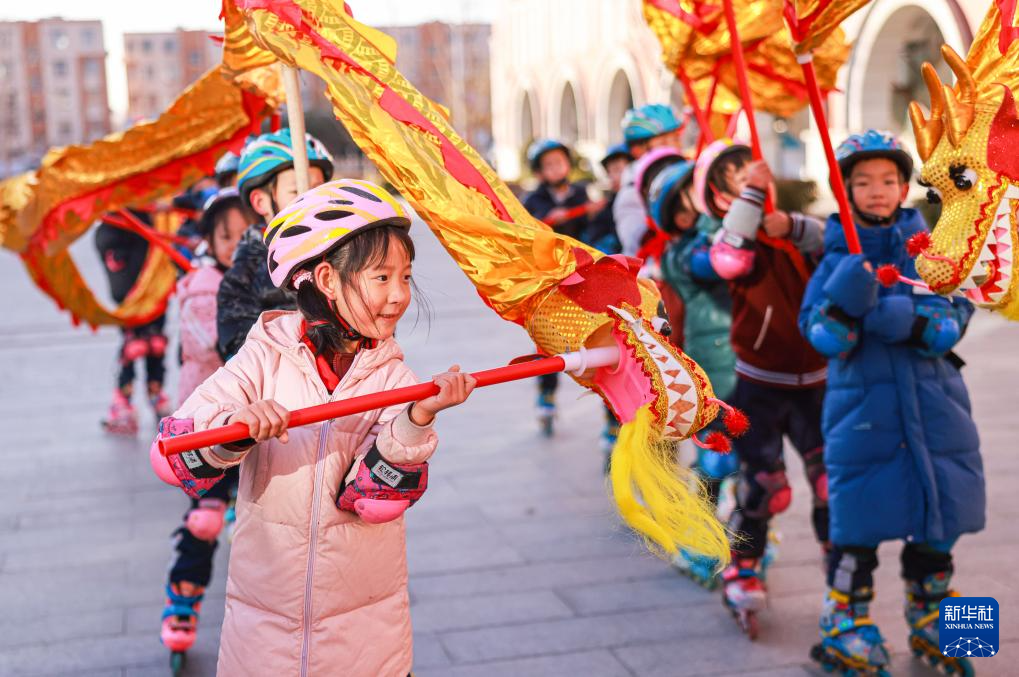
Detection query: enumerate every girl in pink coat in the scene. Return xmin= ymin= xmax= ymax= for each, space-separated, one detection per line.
xmin=176 ymin=188 xmax=249 ymax=403
xmin=166 ymin=179 xmax=476 ymax=676
xmin=160 ymin=187 xmax=249 ymax=660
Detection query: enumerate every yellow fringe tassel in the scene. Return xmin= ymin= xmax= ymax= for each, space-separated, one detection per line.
xmin=609 ymin=405 xmax=731 ymax=566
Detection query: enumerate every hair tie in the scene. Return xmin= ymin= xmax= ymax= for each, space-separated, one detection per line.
xmin=307 ymin=319 xmax=331 ymax=328
xmin=292 ymin=270 xmax=314 ymax=290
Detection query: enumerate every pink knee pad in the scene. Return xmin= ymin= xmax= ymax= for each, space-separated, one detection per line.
xmin=710 ymin=231 xmax=756 ymax=279
xmin=337 ymin=447 xmax=428 ymax=524
xmin=122 ymin=336 xmax=150 ymax=362
xmin=148 ymin=334 xmax=168 ymax=358
xmin=186 ymin=499 xmax=227 ymax=541
xmin=150 ymin=417 xmax=225 ymax=499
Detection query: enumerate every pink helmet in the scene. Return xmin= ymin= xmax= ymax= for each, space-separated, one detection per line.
xmin=265 ymin=179 xmax=412 ymax=288
xmin=692 ymin=138 xmax=751 ymax=216
xmin=632 ymin=146 xmax=684 ymax=207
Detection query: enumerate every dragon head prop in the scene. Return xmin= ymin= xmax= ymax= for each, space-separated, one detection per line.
xmin=909 ymin=5 xmax=1019 ymax=320
xmin=229 ymin=0 xmax=732 ymax=561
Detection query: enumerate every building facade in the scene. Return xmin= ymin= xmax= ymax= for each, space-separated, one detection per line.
xmin=0 ymin=18 xmax=110 ymax=176
xmin=380 ymin=22 xmax=493 ymax=156
xmin=489 ymin=0 xmax=986 ymax=194
xmin=123 ymin=29 xmax=221 ymax=123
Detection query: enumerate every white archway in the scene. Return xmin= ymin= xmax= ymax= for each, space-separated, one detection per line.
xmin=604 ymin=70 xmax=635 ymax=145
xmin=558 ymin=82 xmax=582 ymax=144
xmin=519 ymin=90 xmax=535 ymax=150
xmin=847 ymin=0 xmax=969 ymax=136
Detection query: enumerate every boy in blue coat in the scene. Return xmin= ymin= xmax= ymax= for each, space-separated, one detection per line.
xmin=800 ymin=131 xmax=985 ymax=675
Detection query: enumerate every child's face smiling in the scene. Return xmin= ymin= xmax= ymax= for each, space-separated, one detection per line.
xmin=325 ymin=234 xmax=413 ymax=342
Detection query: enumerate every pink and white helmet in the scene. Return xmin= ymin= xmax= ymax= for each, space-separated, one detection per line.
xmin=265 ymin=179 xmax=412 ymax=288
xmin=632 ymin=146 xmax=684 ymax=207
xmin=692 ymin=138 xmax=750 ymax=216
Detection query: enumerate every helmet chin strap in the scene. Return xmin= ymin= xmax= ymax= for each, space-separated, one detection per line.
xmin=327 ymin=299 xmax=377 ymax=350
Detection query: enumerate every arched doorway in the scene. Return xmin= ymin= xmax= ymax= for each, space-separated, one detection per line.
xmin=860 ymin=7 xmax=947 ymax=132
xmin=520 ymin=91 xmax=535 ymax=150
xmin=559 ymin=83 xmax=581 ymax=144
xmin=847 ymin=0 xmax=968 ymax=137
xmin=607 ymin=70 xmax=634 ymax=143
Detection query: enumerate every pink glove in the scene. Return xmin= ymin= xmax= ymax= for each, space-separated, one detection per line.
xmin=710 ymin=229 xmax=756 ymax=279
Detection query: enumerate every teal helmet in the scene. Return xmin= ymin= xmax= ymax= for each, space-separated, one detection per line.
xmin=236 ymin=128 xmax=334 ymax=203
xmin=622 ymin=104 xmax=683 ymax=145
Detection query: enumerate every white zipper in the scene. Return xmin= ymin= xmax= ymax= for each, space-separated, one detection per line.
xmin=298 ymin=346 xmax=362 ymax=677
xmin=752 ymin=304 xmax=773 ymax=352
xmin=299 ymin=423 xmax=330 ymax=677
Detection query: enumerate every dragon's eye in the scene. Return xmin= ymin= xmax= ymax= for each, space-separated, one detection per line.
xmin=948 ymin=164 xmax=976 ymax=191
xmin=926 ymin=187 xmax=942 ymax=204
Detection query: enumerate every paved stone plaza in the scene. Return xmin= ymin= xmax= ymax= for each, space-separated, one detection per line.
xmin=1 ymin=221 xmax=1015 ymax=676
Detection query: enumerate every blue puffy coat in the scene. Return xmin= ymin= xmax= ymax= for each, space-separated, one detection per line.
xmin=799 ymin=209 xmax=985 ymax=546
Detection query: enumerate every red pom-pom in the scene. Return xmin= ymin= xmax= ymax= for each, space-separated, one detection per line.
xmin=723 ymin=407 xmax=750 ymax=437
xmin=704 ymin=431 xmax=732 ymax=453
xmin=906 ymin=231 xmax=931 ymax=257
xmin=876 ymin=264 xmax=901 ymax=287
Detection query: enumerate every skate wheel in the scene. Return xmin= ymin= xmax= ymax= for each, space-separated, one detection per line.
xmin=170 ymin=651 xmax=186 ymax=676
xmin=928 ymin=656 xmax=940 ymax=667
xmin=944 ymin=665 xmax=955 ymax=675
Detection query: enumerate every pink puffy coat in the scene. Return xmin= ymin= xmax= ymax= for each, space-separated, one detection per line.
xmin=174 ymin=310 xmax=437 ymax=677
xmin=176 ymin=264 xmax=225 ymax=404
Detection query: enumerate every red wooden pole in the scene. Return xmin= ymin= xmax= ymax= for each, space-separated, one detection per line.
xmin=103 ymin=211 xmax=193 ymax=270
xmin=159 ymin=350 xmax=619 ymax=456
xmin=677 ymin=70 xmax=715 ymax=146
xmin=798 ymin=54 xmax=862 ymax=254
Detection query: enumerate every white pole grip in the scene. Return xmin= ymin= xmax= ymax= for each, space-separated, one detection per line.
xmin=558 ymin=346 xmax=620 ymax=375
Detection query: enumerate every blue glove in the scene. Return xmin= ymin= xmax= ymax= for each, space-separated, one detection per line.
xmin=822 ymin=254 xmax=878 ymax=318
xmin=806 ymin=300 xmax=859 ymax=358
xmin=862 ymin=295 xmax=915 ymax=344
xmin=689 ymin=244 xmax=720 ymax=281
xmin=910 ymin=304 xmax=961 ymax=357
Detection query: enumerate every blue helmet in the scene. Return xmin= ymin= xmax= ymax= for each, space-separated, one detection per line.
xmin=214 ymin=151 xmax=240 ymax=179
xmin=600 ymin=142 xmax=632 ymax=168
xmin=526 ymin=138 xmax=570 ymax=172
xmin=237 ymin=128 xmax=334 ymax=203
xmin=647 ymin=159 xmax=695 ymax=232
xmin=835 ymin=130 xmax=913 ymax=180
xmin=622 ymin=104 xmax=683 ymax=145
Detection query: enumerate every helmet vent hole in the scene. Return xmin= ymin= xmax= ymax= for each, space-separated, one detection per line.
xmin=317 ymin=210 xmax=354 ymax=221
xmin=280 ymin=225 xmax=313 ymax=237
xmin=339 ymin=186 xmax=383 ymax=202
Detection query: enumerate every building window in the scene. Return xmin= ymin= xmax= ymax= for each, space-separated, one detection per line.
xmin=58 ymin=120 xmax=73 ymax=137
xmin=164 ymin=39 xmax=176 ymax=54
xmin=53 ymin=61 xmax=68 ymax=77
xmin=142 ymin=39 xmax=153 ymax=53
xmin=188 ymin=50 xmax=200 ymax=67
xmin=84 ymin=59 xmax=101 ymax=79
xmin=52 ymin=31 xmax=69 ymax=50
xmin=30 ymin=76 xmax=41 ymax=92
xmin=82 ymin=29 xmax=97 ymax=46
